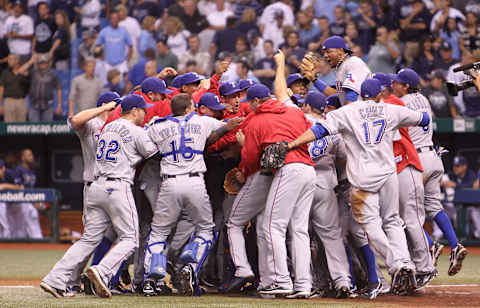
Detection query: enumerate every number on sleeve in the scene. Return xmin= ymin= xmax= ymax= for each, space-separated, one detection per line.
xmin=309 ymin=138 xmax=328 ymax=159
xmin=362 ymin=119 xmax=386 ymax=144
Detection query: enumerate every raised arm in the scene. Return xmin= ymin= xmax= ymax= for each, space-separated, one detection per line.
xmin=273 ymin=50 xmax=289 ymax=103
xmin=69 ymin=101 xmax=117 ymax=130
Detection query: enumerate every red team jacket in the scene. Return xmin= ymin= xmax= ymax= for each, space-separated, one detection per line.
xmin=239 ymin=99 xmax=314 ymax=178
xmin=384 ymin=94 xmax=423 ymax=174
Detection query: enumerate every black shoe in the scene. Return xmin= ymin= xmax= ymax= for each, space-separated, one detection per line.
xmin=335 ymin=286 xmax=350 ymax=299
xmin=180 ymin=264 xmax=195 ymax=296
xmin=110 ymin=284 xmax=133 ymax=295
xmin=143 ymin=279 xmax=156 ymax=297
xmin=120 ymin=268 xmax=132 ymax=285
xmin=448 ymin=244 xmax=467 ymax=276
xmin=81 ymin=273 xmax=95 ymax=295
xmin=258 ymin=283 xmax=293 ymax=296
xmin=154 ymin=280 xmax=172 ymax=296
xmin=363 ymin=281 xmax=382 ymax=300
xmin=285 ymin=290 xmax=310 ymax=299
xmin=132 ymin=282 xmax=143 ymax=295
xmin=308 ymin=288 xmax=329 ymax=298
xmin=224 ymin=275 xmax=255 ymax=293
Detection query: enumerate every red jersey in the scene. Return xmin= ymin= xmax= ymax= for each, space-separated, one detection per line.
xmin=239 ymin=99 xmax=313 ymax=178
xmin=384 ymin=94 xmax=423 ymax=174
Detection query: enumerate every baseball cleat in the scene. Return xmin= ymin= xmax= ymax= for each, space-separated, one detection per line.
xmin=154 ymin=280 xmax=173 ymax=296
xmin=363 ymin=281 xmax=382 ymax=300
xmin=142 ymin=279 xmax=156 ymax=297
xmin=391 ymin=267 xmax=408 ymax=295
xmin=430 ymin=241 xmax=444 ymax=266
xmin=415 ymin=269 xmax=437 ymax=291
xmin=258 ymin=283 xmax=293 ymax=296
xmin=40 ymin=281 xmax=75 ymax=298
xmin=180 ymin=264 xmax=195 ymax=296
xmin=404 ymin=268 xmax=417 ymax=295
xmin=448 ymin=243 xmax=467 ymax=276
xmin=285 ymin=290 xmax=310 ymax=299
xmin=334 ymin=286 xmax=350 ymax=299
xmin=86 ymin=267 xmax=112 ymax=298
xmin=223 ymin=275 xmax=255 ymax=293
xmin=308 ymin=288 xmax=329 ymax=298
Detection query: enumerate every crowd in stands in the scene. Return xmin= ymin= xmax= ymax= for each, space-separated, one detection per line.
xmin=0 ymin=0 xmax=480 ymax=122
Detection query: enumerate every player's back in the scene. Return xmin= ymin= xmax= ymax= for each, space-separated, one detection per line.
xmin=401 ymin=92 xmax=433 ymax=148
xmin=96 ymin=118 xmax=156 ymax=184
xmin=148 ymin=112 xmax=223 ymax=175
xmin=321 ymin=99 xmax=422 ymax=192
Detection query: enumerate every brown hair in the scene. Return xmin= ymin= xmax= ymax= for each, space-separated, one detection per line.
xmin=171 ymin=93 xmax=192 ymax=116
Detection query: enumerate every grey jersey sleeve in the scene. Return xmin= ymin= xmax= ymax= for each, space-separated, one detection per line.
xmin=389 ymin=104 xmax=423 ymax=130
xmin=136 ymin=127 xmax=158 ymax=159
xmin=319 ymin=107 xmax=347 ymax=135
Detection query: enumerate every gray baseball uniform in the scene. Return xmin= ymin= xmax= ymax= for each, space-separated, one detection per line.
xmin=43 ymin=118 xmax=157 ymax=291
xmin=306 ymin=114 xmax=351 ymax=289
xmin=335 ymin=56 xmax=372 ymax=105
xmin=144 ymin=112 xmax=223 ymax=279
xmin=318 ymin=99 xmax=424 ymax=274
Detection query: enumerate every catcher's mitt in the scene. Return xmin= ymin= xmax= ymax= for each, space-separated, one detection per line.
xmin=260 ymin=141 xmax=289 ymax=170
xmin=224 ymin=167 xmax=244 ymax=195
xmin=299 ymin=52 xmax=320 ymax=81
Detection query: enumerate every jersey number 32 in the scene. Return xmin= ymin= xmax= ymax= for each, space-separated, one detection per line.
xmin=96 ymin=139 xmax=120 ymax=162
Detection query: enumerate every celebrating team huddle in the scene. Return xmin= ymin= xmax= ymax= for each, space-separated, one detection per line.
xmin=40 ymin=35 xmax=468 ymax=301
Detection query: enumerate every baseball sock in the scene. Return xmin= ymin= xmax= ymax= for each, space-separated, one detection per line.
xmin=434 ymin=211 xmax=459 ymax=249
xmin=424 ymin=229 xmax=433 ymax=248
xmin=91 ymin=237 xmax=113 ymax=266
xmin=359 ymin=244 xmax=379 ymax=284
xmin=345 ymin=246 xmax=356 ymax=288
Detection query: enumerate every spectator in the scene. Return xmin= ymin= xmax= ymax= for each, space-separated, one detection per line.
xmin=236 ymin=8 xmax=259 ymax=34
xmin=77 ymin=0 xmax=101 ymax=33
xmin=32 ymin=2 xmax=56 ymax=56
xmin=131 ymin=0 xmax=161 ymax=23
xmin=169 ymin=0 xmax=208 ymax=34
xmin=373 ymin=0 xmax=393 ymax=28
xmin=440 ymin=17 xmax=461 ymax=61
xmin=93 ymin=46 xmax=108 ymax=86
xmin=5 ymin=1 xmax=34 ymax=62
xmin=178 ymin=34 xmax=211 ymax=75
xmin=234 ymin=35 xmax=254 ymax=69
xmin=78 ymin=30 xmax=97 ymax=66
xmin=117 ymin=4 xmax=141 ymax=63
xmin=282 ymin=31 xmax=306 ymax=74
xmin=296 ymin=9 xmax=320 ymax=49
xmin=433 ymin=41 xmax=456 ymax=71
xmin=351 ymin=44 xmax=366 ymax=62
xmin=396 ymin=0 xmax=432 ymax=43
xmin=0 ymin=0 xmax=9 ymax=38
xmin=233 ymin=0 xmax=263 ymax=19
xmin=410 ymin=36 xmax=435 ymax=83
xmin=311 ymin=16 xmax=331 ymax=51
xmin=68 ymin=57 xmax=103 ymax=116
xmin=212 ymin=16 xmax=241 ymax=54
xmin=262 ymin=10 xmax=285 ymax=49
xmin=367 ymin=26 xmax=399 ymax=74
xmin=344 ymin=22 xmax=362 ymax=50
xmin=329 ymin=5 xmax=346 ymax=37
xmin=247 ymin=29 xmax=264 ymax=64
xmin=430 ymin=0 xmax=465 ymax=34
xmin=206 ymin=0 xmax=233 ymax=30
xmin=164 ymin=16 xmax=190 ymax=58
xmin=27 ymin=54 xmax=63 ymax=121
xmin=312 ymin=0 xmax=343 ymax=22
xmin=0 ymin=54 xmax=31 ymax=122
xmin=50 ymin=0 xmax=77 ymax=25
xmin=441 ymin=156 xmax=479 ymax=239
xmin=125 ymin=48 xmax=157 ymax=93
xmin=355 ymin=0 xmax=377 ymax=54
xmin=138 ymin=16 xmax=156 ymax=63
xmin=105 ymin=68 xmax=124 ymax=95
xmin=460 ymin=12 xmax=480 ymax=53
xmin=253 ymin=39 xmax=275 ymax=89
xmin=156 ymin=39 xmax=178 ymax=69
xmin=259 ymin=0 xmax=294 ymax=33
xmin=49 ymin=10 xmax=70 ymax=71
xmin=96 ymin=11 xmax=133 ymax=75
xmin=235 ymin=58 xmax=258 ymax=82
xmin=422 ymin=70 xmax=457 ymax=117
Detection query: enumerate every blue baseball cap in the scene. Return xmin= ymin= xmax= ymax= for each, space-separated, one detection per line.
xmin=286 ymin=73 xmax=310 ymax=87
xmin=220 ymin=81 xmax=242 ymax=96
xmin=171 ymin=75 xmax=184 ymax=88
xmin=361 ymin=78 xmax=382 ymax=99
xmin=121 ymin=94 xmax=153 ymax=111
xmin=305 ymin=92 xmax=327 ymax=111
xmin=322 ymin=36 xmax=352 ymax=53
xmin=238 ymin=79 xmax=257 ymax=90
xmin=326 ymin=94 xmax=341 ymax=109
xmin=372 ymin=72 xmax=392 ymax=90
xmin=242 ymin=84 xmax=271 ymax=102
xmin=97 ymin=91 xmax=121 ymax=107
xmin=453 ymin=155 xmax=467 ymax=166
xmin=198 ymin=93 xmax=226 ymax=111
xmin=180 ymin=72 xmax=203 ymax=86
xmin=141 ymin=77 xmax=173 ymax=94
xmin=392 ymin=68 xmax=420 ymax=88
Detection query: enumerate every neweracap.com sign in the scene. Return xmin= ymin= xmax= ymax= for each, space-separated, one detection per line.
xmin=0 ymin=189 xmax=56 ymax=202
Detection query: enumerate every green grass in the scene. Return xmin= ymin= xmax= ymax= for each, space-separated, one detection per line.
xmin=0 ymin=249 xmax=479 ymax=307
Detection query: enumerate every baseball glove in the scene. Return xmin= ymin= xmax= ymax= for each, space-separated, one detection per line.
xmin=260 ymin=141 xmax=289 ymax=170
xmin=223 ymin=167 xmax=244 ymax=195
xmin=299 ymin=52 xmax=320 ymax=81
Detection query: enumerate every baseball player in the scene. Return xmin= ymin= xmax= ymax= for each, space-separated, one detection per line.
xmin=391 ymin=68 xmax=468 ymax=276
xmin=144 ymin=94 xmax=242 ymax=296
xmin=286 ymin=73 xmax=310 ymax=97
xmin=240 ymin=84 xmax=315 ymax=298
xmin=304 ymin=36 xmax=371 ymax=106
xmin=374 ymin=72 xmax=436 ymax=288
xmin=288 ymin=78 xmax=430 ymax=295
xmin=41 ymin=94 xmax=157 ymax=298
xmin=0 ymin=160 xmax=23 ymax=238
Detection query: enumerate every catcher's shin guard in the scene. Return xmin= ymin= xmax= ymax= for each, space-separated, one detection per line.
xmin=145 ymin=241 xmax=168 ymax=279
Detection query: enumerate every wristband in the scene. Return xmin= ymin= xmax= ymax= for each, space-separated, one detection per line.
xmin=313 ymin=79 xmax=327 ymax=92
